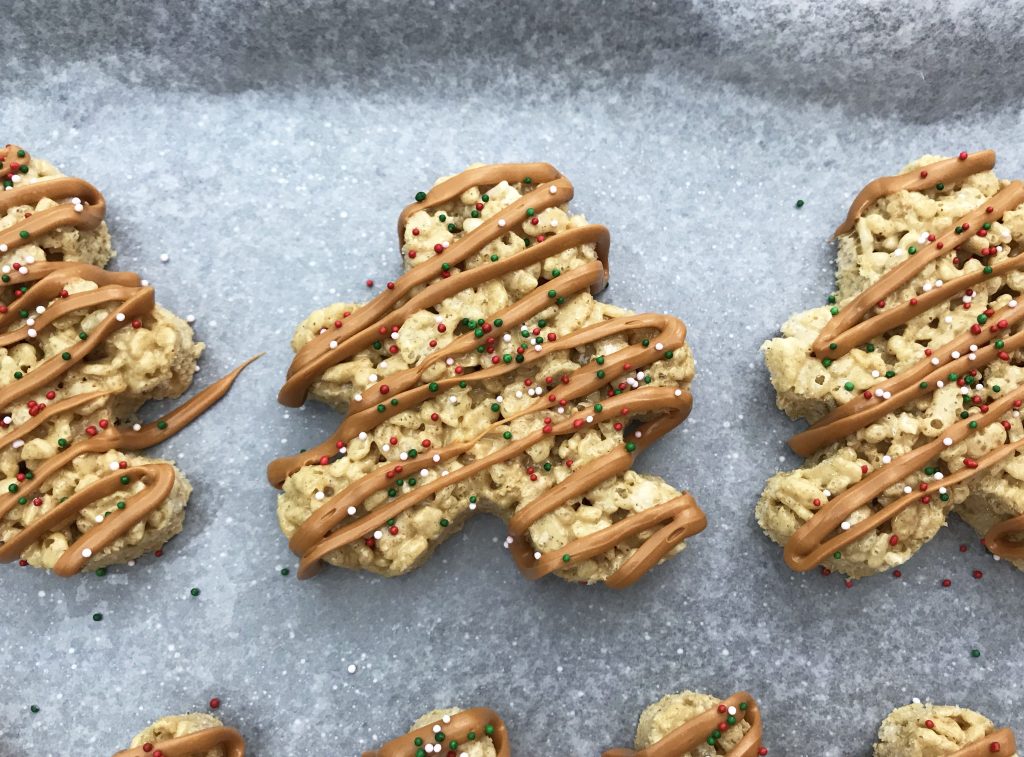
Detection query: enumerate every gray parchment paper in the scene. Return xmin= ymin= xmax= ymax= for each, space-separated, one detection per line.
xmin=1 ymin=1 xmax=1022 ymax=755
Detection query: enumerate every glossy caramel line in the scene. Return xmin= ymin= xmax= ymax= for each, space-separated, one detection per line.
xmin=363 ymin=708 xmax=509 ymax=757
xmin=602 ymin=692 xmax=763 ymax=757
xmin=949 ymin=728 xmax=1017 ymax=757
xmin=0 ymin=145 xmax=106 ymax=254
xmin=0 ymin=356 xmax=258 ymax=575
xmin=835 ymin=150 xmax=996 ymax=236
xmin=112 ymin=726 xmax=246 ymax=757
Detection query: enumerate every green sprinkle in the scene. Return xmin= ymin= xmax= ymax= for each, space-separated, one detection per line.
xmin=19 ymin=230 xmax=29 ymax=239
xmin=428 ymin=382 xmax=439 ymax=392
xmin=625 ymin=442 xmax=636 ymax=452
xmin=908 ymin=246 xmax=917 ymax=255
xmin=190 ymin=587 xmax=201 ymax=597
xmin=157 ymin=420 xmax=168 ymax=430
xmin=119 ymin=475 xmax=130 ymax=485
xmin=547 ymin=289 xmax=556 ymax=298
xmin=502 ymin=431 xmax=512 ymax=440
xmin=562 ymin=554 xmax=571 ymax=563
xmin=795 ymin=199 xmax=805 ymax=208
xmin=61 ymin=352 xmax=71 ymax=361
xmin=844 ymin=382 xmax=855 ymax=391
xmin=822 ymin=358 xmax=833 ymax=368
xmin=377 ymin=404 xmax=386 ymax=413
xmin=833 ymin=551 xmax=842 ymax=560
xmin=526 ymin=207 xmax=535 ymax=217
xmin=281 ymin=568 xmax=290 ymax=576
xmin=936 ymin=182 xmax=945 ymax=190
xmin=415 ymin=191 xmax=426 ymax=202
xmin=95 ymin=568 xmax=107 ymax=577
xmin=92 ymin=613 xmax=103 ymax=622
xmin=830 ymin=306 xmax=840 ymax=316
xmin=116 ymin=501 xmax=126 ymax=510
xmin=971 ymin=648 xmax=981 ymax=658
xmin=30 ymin=705 xmax=39 ymax=714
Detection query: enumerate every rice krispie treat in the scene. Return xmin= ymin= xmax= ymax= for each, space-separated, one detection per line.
xmin=363 ymin=707 xmax=508 ymax=757
xmin=114 ymin=712 xmax=246 ymax=757
xmin=758 ymin=150 xmax=1024 ymax=578
xmin=271 ymin=163 xmax=705 ymax=587
xmin=874 ymin=702 xmax=1017 ymax=756
xmin=604 ymin=691 xmax=765 ymax=757
xmin=0 ymin=145 xmax=254 ymax=577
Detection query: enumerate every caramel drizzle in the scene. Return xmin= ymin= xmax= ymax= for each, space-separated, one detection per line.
xmin=272 ymin=165 xmax=704 ymax=586
xmin=603 ymin=692 xmax=763 ymax=757
xmin=784 ymin=152 xmax=1024 ymax=569
xmin=833 ymin=150 xmax=996 ymax=236
xmin=363 ymin=708 xmax=509 ymax=757
xmin=112 ymin=725 xmax=246 ymax=757
xmin=1 ymin=145 xmax=106 ymax=251
xmin=950 ymin=728 xmax=1017 ymax=757
xmin=0 ymin=355 xmax=258 ymax=576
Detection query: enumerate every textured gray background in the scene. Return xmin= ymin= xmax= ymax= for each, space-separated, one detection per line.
xmin=1 ymin=1 xmax=1023 ymax=755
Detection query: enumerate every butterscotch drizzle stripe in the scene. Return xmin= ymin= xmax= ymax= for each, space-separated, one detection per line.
xmin=0 ymin=145 xmax=106 ymax=253
xmin=603 ymin=692 xmax=763 ymax=757
xmin=363 ymin=708 xmax=509 ymax=757
xmin=0 ymin=355 xmax=258 ymax=575
xmin=949 ymin=728 xmax=1017 ymax=757
xmin=112 ymin=726 xmax=246 ymax=757
xmin=784 ymin=151 xmax=1024 ymax=568
xmin=835 ymin=149 xmax=996 ymax=236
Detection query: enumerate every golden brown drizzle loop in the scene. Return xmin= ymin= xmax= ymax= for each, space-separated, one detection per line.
xmin=602 ymin=692 xmax=763 ymax=757
xmin=363 ymin=708 xmax=509 ymax=757
xmin=112 ymin=726 xmax=246 ymax=757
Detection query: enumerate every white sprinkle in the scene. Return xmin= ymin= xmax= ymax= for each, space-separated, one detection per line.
xmin=368 ymin=374 xmax=378 ymax=382
xmin=549 ymin=186 xmax=557 ymax=194
xmin=533 ymin=551 xmax=541 ymax=560
xmin=358 ymin=432 xmax=367 ymax=440
xmin=442 ymin=715 xmax=451 ymax=724
xmin=347 ymin=664 xmax=357 ymax=674
xmin=432 ymin=454 xmax=440 ymax=462
xmin=81 ymin=549 xmax=92 ymax=558
xmin=497 ymin=219 xmax=506 ymax=228
xmin=329 ymin=340 xmax=338 ymax=349
xmin=674 ymin=388 xmax=682 ymax=396
xmin=822 ymin=490 xmax=831 ymax=498
xmin=655 ymin=342 xmax=664 ymax=350
xmin=841 ymin=521 xmax=851 ymax=531
xmin=399 ymin=452 xmax=408 ymax=461
xmin=132 ymin=423 xmax=142 ymax=431
xmin=115 ymin=313 xmax=125 ymax=322
xmin=373 ymin=530 xmax=383 ymax=539
xmin=936 ymin=381 xmax=944 ymax=388
xmin=882 ymin=455 xmax=892 ymax=464
xmin=186 ymin=314 xmax=195 ymax=323
xmin=347 ymin=506 xmax=357 ymax=515
xmin=449 ymin=395 xmax=458 ymax=403
xmin=109 ymin=462 xmax=120 ymax=471
xmin=903 ymin=486 xmax=913 ymax=494
xmin=934 ymin=471 xmax=944 ymax=480
xmin=12 ymin=439 xmax=24 ymax=449
xmin=420 ymin=468 xmax=428 ymax=477
xmin=314 ymin=491 xmax=325 ymax=500
xmin=381 ymin=444 xmax=391 ymax=453
xmin=433 ymin=725 xmax=442 ymax=734
xmin=26 ymin=329 xmax=36 ymax=338
xmin=930 ymin=358 xmax=940 ymax=365
xmin=353 ymin=393 xmax=362 ymax=402
xmin=943 ymin=437 xmax=953 ymax=446
xmin=951 ymin=351 xmax=960 ymax=359
xmin=159 ymin=253 xmax=169 ymax=263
